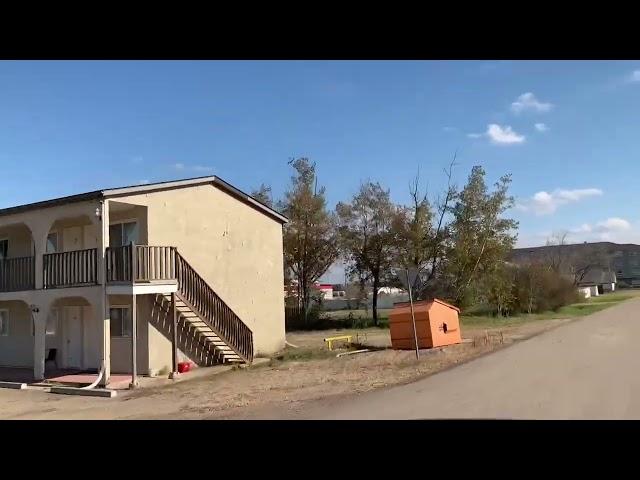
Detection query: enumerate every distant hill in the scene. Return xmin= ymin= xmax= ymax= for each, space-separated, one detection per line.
xmin=509 ymin=242 xmax=640 ymax=287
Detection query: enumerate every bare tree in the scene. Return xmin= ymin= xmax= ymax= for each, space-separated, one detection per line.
xmin=251 ymin=183 xmax=274 ymax=208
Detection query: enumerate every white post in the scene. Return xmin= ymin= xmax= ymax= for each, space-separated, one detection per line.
xmin=130 ymin=293 xmax=138 ymax=388
xmin=406 ymin=269 xmax=420 ymax=361
xmin=32 ymin=306 xmax=46 ymax=381
xmin=97 ymin=200 xmax=111 ymax=386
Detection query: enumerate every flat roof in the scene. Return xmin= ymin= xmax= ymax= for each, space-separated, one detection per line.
xmin=0 ymin=175 xmax=288 ymax=224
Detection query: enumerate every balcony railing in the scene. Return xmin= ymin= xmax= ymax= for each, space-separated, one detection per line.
xmin=106 ymin=244 xmax=177 ymax=284
xmin=43 ymin=248 xmax=99 ymax=289
xmin=0 ymin=256 xmax=35 ymax=292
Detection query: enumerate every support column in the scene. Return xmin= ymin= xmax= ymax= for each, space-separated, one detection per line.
xmin=130 ymin=293 xmax=138 ymax=388
xmin=25 ymin=219 xmax=55 ymax=290
xmin=169 ymin=292 xmax=179 ymax=379
xmin=32 ymin=306 xmax=46 ymax=381
xmin=97 ymin=200 xmax=111 ymax=387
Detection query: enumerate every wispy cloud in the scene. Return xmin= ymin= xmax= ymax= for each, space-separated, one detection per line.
xmin=139 ymin=179 xmax=150 ymax=185
xmin=516 ymin=188 xmax=603 ymax=216
xmin=510 ymin=92 xmax=553 ymax=114
xmin=534 ymin=123 xmax=548 ymax=132
xmin=467 ymin=132 xmax=483 ymax=139
xmin=172 ymin=163 xmax=214 ymax=174
xmin=442 ymin=126 xmax=457 ymax=133
xmin=486 ymin=124 xmax=525 ymax=145
xmin=192 ymin=165 xmax=214 ymax=173
xmin=131 ymin=156 xmax=144 ymax=164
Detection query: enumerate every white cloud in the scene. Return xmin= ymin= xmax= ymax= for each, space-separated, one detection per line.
xmin=139 ymin=179 xmax=150 ymax=185
xmin=442 ymin=126 xmax=457 ymax=133
xmin=628 ymin=70 xmax=640 ymax=83
xmin=467 ymin=132 xmax=483 ymax=138
xmin=519 ymin=218 xmax=639 ymax=247
xmin=534 ymin=123 xmax=548 ymax=132
xmin=486 ymin=124 xmax=525 ymax=144
xmin=516 ymin=188 xmax=603 ymax=215
xmin=173 ymin=163 xmax=185 ymax=170
xmin=510 ymin=92 xmax=553 ymax=114
xmin=563 ymin=217 xmax=634 ymax=243
xmin=596 ymin=217 xmax=631 ymax=232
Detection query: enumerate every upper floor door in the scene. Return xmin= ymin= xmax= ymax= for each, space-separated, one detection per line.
xmin=109 ymin=221 xmax=139 ymax=247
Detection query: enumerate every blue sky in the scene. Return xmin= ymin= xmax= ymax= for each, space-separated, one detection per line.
xmin=1 ymin=60 xmax=640 ymax=282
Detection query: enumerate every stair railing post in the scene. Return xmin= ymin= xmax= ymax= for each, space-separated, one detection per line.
xmin=169 ymin=291 xmax=179 ymax=379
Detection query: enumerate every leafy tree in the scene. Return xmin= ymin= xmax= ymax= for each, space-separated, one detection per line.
xmin=251 ymin=183 xmax=274 ymax=208
xmin=280 ymin=158 xmax=338 ymax=324
xmin=444 ymin=166 xmax=518 ymax=307
xmin=484 ymin=265 xmax=515 ymax=316
xmin=337 ymin=182 xmax=397 ymax=326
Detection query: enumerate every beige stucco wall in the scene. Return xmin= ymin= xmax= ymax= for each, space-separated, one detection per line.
xmin=0 ymin=300 xmax=33 ymax=367
xmin=111 ymin=184 xmax=285 ymax=356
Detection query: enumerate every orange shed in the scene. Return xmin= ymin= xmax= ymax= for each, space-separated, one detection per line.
xmin=389 ymin=298 xmax=462 ymax=350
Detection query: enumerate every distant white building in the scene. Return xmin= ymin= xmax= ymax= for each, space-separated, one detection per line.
xmin=577 ymin=287 xmax=591 ymax=299
xmin=378 ymin=286 xmax=405 ymax=295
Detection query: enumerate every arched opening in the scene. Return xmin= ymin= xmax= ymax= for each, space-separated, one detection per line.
xmin=0 ymin=222 xmax=35 ymax=292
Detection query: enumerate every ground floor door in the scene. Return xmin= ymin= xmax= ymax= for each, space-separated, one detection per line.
xmin=64 ymin=306 xmax=83 ymax=369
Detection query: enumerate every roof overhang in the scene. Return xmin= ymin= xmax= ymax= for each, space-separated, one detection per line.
xmin=0 ymin=175 xmax=288 ymax=225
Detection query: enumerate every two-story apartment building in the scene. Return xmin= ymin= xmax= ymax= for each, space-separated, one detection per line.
xmin=0 ymin=176 xmax=287 ymax=387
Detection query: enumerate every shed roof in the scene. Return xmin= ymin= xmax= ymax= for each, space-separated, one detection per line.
xmin=392 ymin=298 xmax=461 ymax=313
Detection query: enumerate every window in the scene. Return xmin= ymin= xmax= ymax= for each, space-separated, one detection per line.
xmin=46 ymin=308 xmax=58 ymax=336
xmin=0 ymin=309 xmax=8 ymax=336
xmin=109 ymin=222 xmax=138 ymax=248
xmin=0 ymin=239 xmax=8 ymax=261
xmin=110 ymin=306 xmax=132 ymax=337
xmin=46 ymin=232 xmax=58 ymax=254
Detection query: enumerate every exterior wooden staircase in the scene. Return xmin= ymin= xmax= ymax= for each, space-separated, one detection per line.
xmin=156 ymin=293 xmax=245 ymax=364
xmin=152 ymin=251 xmax=254 ymax=366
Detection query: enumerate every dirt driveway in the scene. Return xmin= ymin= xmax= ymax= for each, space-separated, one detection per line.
xmin=0 ymin=315 xmax=572 ymax=419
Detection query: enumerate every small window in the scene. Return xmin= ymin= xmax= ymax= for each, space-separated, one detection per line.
xmin=46 ymin=309 xmax=58 ymax=336
xmin=0 ymin=239 xmax=8 ymax=261
xmin=0 ymin=309 xmax=8 ymax=336
xmin=110 ymin=306 xmax=132 ymax=337
xmin=46 ymin=232 xmax=59 ymax=254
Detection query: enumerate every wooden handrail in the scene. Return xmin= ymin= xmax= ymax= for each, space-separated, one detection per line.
xmin=0 ymin=256 xmax=35 ymax=292
xmin=43 ymin=248 xmax=98 ymax=289
xmin=104 ymin=244 xmax=253 ymax=363
xmin=176 ymin=252 xmax=254 ymax=363
xmin=106 ymin=245 xmax=177 ymax=283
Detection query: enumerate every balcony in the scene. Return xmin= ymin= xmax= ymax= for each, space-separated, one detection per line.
xmin=0 ymin=256 xmax=35 ymax=292
xmin=43 ymin=248 xmax=99 ymax=289
xmin=0 ymin=245 xmax=178 ymax=294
